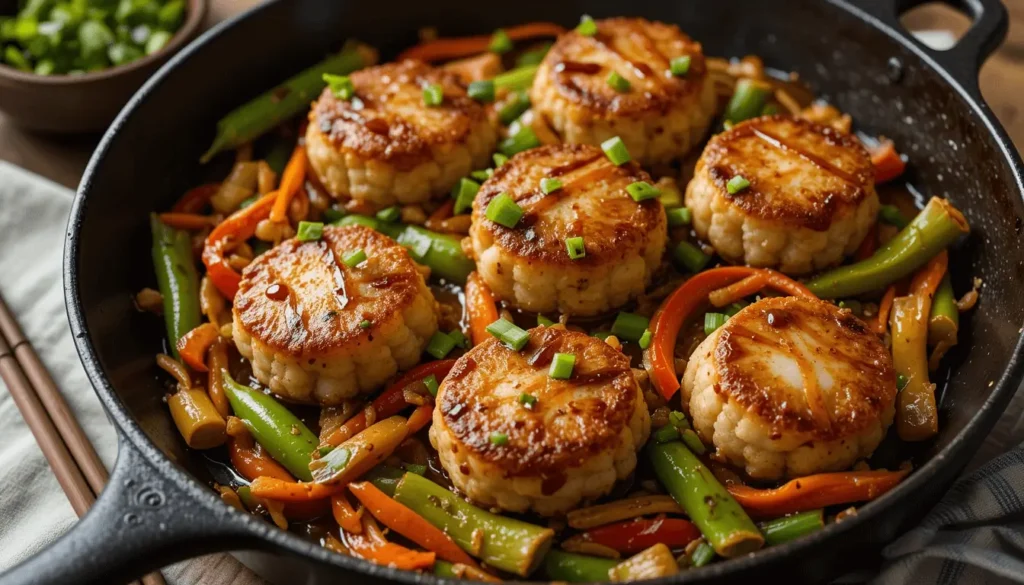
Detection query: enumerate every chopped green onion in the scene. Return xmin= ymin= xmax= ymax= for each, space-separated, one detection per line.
xmin=549 ymin=353 xmax=576 ymax=380
xmin=611 ymin=312 xmax=649 ymax=342
xmin=451 ymin=177 xmax=481 ymax=215
xmin=518 ymin=393 xmax=538 ymax=409
xmin=342 ymin=248 xmax=367 ymax=267
xmin=423 ymin=83 xmax=444 ymax=107
xmin=323 ymin=74 xmax=354 ymax=100
xmin=485 ymin=319 xmax=530 ymax=351
xmin=467 ymin=79 xmax=495 ymax=103
xmin=489 ymin=29 xmax=513 ymax=54
xmin=499 ymin=125 xmax=541 ymax=157
xmin=673 ymin=241 xmax=711 ymax=273
xmin=485 ymin=193 xmax=524 ymax=228
xmin=497 ymin=91 xmax=530 ymax=125
xmin=601 ymin=136 xmax=631 ymax=166
xmin=403 ymin=463 xmax=428 ymax=475
xmin=296 ymin=221 xmax=324 ymax=242
xmin=426 ymin=331 xmax=457 ymax=359
xmin=897 ymin=373 xmax=909 ymax=391
xmin=654 ymin=425 xmax=680 ymax=443
xmin=448 ymin=329 xmax=469 ymax=349
xmin=537 ymin=314 xmax=556 ymax=327
xmin=565 ymin=236 xmax=586 ymax=260
xmin=606 ymin=71 xmax=631 ymax=92
xmin=323 ymin=207 xmax=346 ymax=223
xmin=670 ymin=56 xmax=692 ymax=77
xmin=493 ymin=65 xmax=539 ymax=92
xmin=493 ymin=153 xmax=509 ymax=167
xmin=724 ymin=301 xmax=749 ymax=317
xmin=490 ymin=431 xmax=509 ymax=445
xmin=359 ymin=319 xmax=372 ymax=329
xmin=540 ymin=178 xmax=563 ymax=194
xmin=681 ymin=428 xmax=706 ymax=454
xmin=879 ymin=204 xmax=909 ymax=228
xmin=667 ymin=207 xmax=692 ymax=227
xmin=516 ymin=43 xmax=551 ymax=67
xmin=690 ymin=541 xmax=716 ymax=567
xmin=422 ymin=374 xmax=439 ymax=397
xmin=376 ymin=206 xmax=401 ymax=222
xmin=470 ymin=169 xmax=493 ymax=181
xmin=638 ymin=329 xmax=652 ymax=350
xmin=704 ymin=312 xmax=728 ymax=336
xmin=576 ymin=15 xmax=598 ymax=36
xmin=668 ymin=410 xmax=691 ymax=431
xmin=726 ymin=175 xmax=751 ymax=195
xmin=626 ymin=181 xmax=661 ymax=202
xmin=724 ymin=78 xmax=772 ymax=124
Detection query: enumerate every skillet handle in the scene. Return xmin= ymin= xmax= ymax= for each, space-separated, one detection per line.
xmin=0 ymin=436 xmax=262 ymax=585
xmin=850 ymin=0 xmax=1008 ymax=95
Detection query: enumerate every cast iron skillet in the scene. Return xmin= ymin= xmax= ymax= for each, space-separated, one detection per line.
xmin=4 ymin=0 xmax=1023 ymax=583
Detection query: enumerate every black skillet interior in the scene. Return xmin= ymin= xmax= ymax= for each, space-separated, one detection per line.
xmin=8 ymin=0 xmax=1024 ymax=584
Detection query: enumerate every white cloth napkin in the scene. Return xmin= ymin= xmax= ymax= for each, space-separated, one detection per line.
xmin=1 ymin=159 xmax=1023 ymax=584
xmin=0 ymin=161 xmax=263 ymax=584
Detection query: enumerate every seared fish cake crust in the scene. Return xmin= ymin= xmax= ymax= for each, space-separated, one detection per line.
xmin=530 ymin=17 xmax=716 ymax=165
xmin=685 ymin=115 xmax=878 ymax=275
xmin=232 ymin=225 xmax=438 ymax=405
xmin=306 ymin=60 xmax=497 ymax=208
xmin=430 ymin=327 xmax=650 ymax=516
xmin=469 ymin=144 xmax=667 ymax=316
xmin=682 ymin=297 xmax=896 ymax=480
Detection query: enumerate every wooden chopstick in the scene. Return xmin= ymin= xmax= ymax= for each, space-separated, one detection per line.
xmin=0 ymin=295 xmax=109 ymax=494
xmin=0 ymin=294 xmax=167 ymax=585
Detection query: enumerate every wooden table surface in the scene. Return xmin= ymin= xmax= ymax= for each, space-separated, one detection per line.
xmin=0 ymin=2 xmax=1022 ymax=584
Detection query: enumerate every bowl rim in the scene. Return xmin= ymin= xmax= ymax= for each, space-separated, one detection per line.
xmin=0 ymin=0 xmax=207 ymax=85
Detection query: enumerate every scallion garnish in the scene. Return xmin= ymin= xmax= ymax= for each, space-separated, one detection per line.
xmin=673 ymin=241 xmax=711 ymax=273
xmin=537 ymin=314 xmax=556 ymax=327
xmin=540 ymin=177 xmax=563 ymax=194
xmin=626 ymin=181 xmax=661 ymax=202
xmin=606 ymin=70 xmax=631 ymax=92
xmin=359 ymin=319 xmax=372 ymax=329
xmin=726 ymin=175 xmax=751 ymax=195
xmin=296 ymin=221 xmax=324 ymax=242
xmin=422 ymin=83 xmax=444 ymax=107
xmin=498 ymin=91 xmax=531 ymax=125
xmin=422 ymin=374 xmax=439 ymax=397
xmin=467 ymin=79 xmax=495 ymax=103
xmin=323 ymin=73 xmax=354 ymax=100
xmin=489 ymin=29 xmax=513 ymax=54
xmin=485 ymin=318 xmax=530 ymax=350
xmin=565 ymin=236 xmax=586 ymax=260
xmin=342 ymin=248 xmax=367 ymax=267
xmin=376 ymin=206 xmax=401 ymax=222
xmin=448 ymin=329 xmax=469 ymax=349
xmin=499 ymin=125 xmax=541 ymax=157
xmin=666 ymin=207 xmax=692 ymax=227
xmin=451 ymin=177 xmax=481 ymax=215
xmin=426 ymin=331 xmax=457 ymax=359
xmin=576 ymin=15 xmax=598 ymax=36
xmin=493 ymin=153 xmax=510 ymax=167
xmin=670 ymin=56 xmax=692 ymax=77
xmin=704 ymin=312 xmax=728 ymax=336
xmin=470 ymin=169 xmax=493 ymax=181
xmin=485 ymin=192 xmax=524 ymax=228
xmin=549 ymin=352 xmax=576 ymax=380
xmin=518 ymin=392 xmax=538 ymax=409
xmin=611 ymin=312 xmax=649 ymax=342
xmin=490 ymin=431 xmax=509 ymax=445
xmin=601 ymin=136 xmax=631 ymax=166
xmin=638 ymin=329 xmax=652 ymax=349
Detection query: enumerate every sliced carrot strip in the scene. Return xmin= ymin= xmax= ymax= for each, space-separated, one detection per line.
xmin=175 ymin=323 xmax=221 ymax=372
xmin=873 ymin=285 xmax=897 ymax=335
xmin=269 ymin=145 xmax=307 ymax=223
xmin=201 ymin=190 xmax=277 ymax=299
xmin=708 ymin=273 xmax=768 ymax=308
xmin=406 ymin=404 xmax=434 ymax=435
xmin=172 ymin=183 xmax=220 ymax=214
xmin=249 ymin=476 xmax=342 ymax=502
xmin=398 ymin=22 xmax=566 ymax=62
xmin=727 ymin=470 xmax=909 ymax=517
xmin=159 ymin=212 xmax=217 ymax=231
xmin=332 ymin=492 xmax=364 ymax=534
xmin=871 ymin=139 xmax=906 ymax=184
xmin=229 ymin=439 xmax=293 ymax=482
xmin=466 ymin=271 xmax=499 ymax=347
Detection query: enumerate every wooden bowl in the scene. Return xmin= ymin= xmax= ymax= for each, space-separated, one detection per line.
xmin=0 ymin=0 xmax=207 ymax=133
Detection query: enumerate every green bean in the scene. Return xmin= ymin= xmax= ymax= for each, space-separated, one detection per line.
xmin=724 ymin=78 xmax=772 ymax=124
xmin=363 ymin=465 xmax=405 ymax=497
xmin=493 ymin=64 xmax=539 ymax=92
xmin=221 ymin=370 xmax=318 ymax=481
xmin=393 ymin=472 xmax=554 ymax=576
xmin=336 ymin=215 xmax=474 ymax=284
xmin=200 ymin=42 xmax=374 ymax=163
xmin=805 ymin=197 xmax=969 ymax=298
xmin=929 ymin=273 xmax=959 ymax=344
xmin=759 ymin=510 xmax=824 ymax=545
xmin=543 ymin=550 xmax=615 ymax=582
xmin=150 ymin=214 xmax=201 ymax=357
xmin=648 ymin=440 xmax=764 ymax=558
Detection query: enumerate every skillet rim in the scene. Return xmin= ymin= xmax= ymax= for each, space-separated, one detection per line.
xmin=63 ymin=0 xmax=1024 ymax=582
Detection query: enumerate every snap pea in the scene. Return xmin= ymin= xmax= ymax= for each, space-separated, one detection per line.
xmin=335 ymin=215 xmax=474 ymax=284
xmin=221 ymin=370 xmax=318 ymax=481
xmin=805 ymin=197 xmax=969 ymax=298
xmin=724 ymin=78 xmax=772 ymax=124
xmin=150 ymin=214 xmax=201 ymax=357
xmin=543 ymin=550 xmax=615 ymax=582
xmin=393 ymin=472 xmax=554 ymax=576
xmin=200 ymin=42 xmax=375 ymax=163
xmin=649 ymin=440 xmax=764 ymax=558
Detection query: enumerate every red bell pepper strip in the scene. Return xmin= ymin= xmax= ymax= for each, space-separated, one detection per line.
xmin=201 ymin=190 xmax=277 ymax=299
xmin=568 ymin=516 xmax=701 ymax=555
xmin=175 ymin=322 xmax=221 ymax=372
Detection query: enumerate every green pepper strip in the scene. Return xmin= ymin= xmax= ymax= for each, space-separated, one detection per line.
xmin=758 ymin=509 xmax=824 ymax=546
xmin=393 ymin=472 xmax=554 ymax=576
xmin=335 ymin=215 xmax=475 ymax=285
xmin=150 ymin=214 xmax=201 ymax=358
xmin=221 ymin=370 xmax=318 ymax=481
xmin=929 ymin=273 xmax=959 ymax=343
xmin=649 ymin=440 xmax=764 ymax=558
xmin=805 ymin=197 xmax=969 ymax=298
xmin=543 ymin=550 xmax=616 ymax=582
xmin=363 ymin=465 xmax=405 ymax=497
xmin=492 ymin=64 xmax=539 ymax=92
xmin=200 ymin=42 xmax=373 ymax=163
